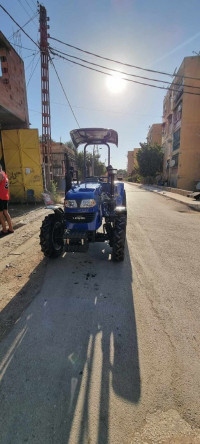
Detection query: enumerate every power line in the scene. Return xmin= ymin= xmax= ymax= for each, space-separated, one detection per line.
xmin=50 ymin=50 xmax=200 ymax=96
xmin=49 ymin=55 xmax=80 ymax=128
xmin=23 ymin=51 xmax=38 ymax=58
xmin=25 ymin=50 xmax=39 ymax=69
xmin=27 ymin=53 xmax=40 ymax=87
xmin=0 ymin=4 xmax=39 ymax=48
xmin=8 ymin=13 xmax=38 ymax=41
xmin=50 ymin=46 xmax=200 ymax=91
xmin=8 ymin=42 xmax=38 ymax=51
xmin=23 ymin=0 xmax=37 ymax=16
xmin=17 ymin=0 xmax=38 ymax=28
xmin=49 ymin=36 xmax=200 ymax=82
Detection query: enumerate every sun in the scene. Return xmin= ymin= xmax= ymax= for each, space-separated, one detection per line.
xmin=106 ymin=74 xmax=126 ymax=94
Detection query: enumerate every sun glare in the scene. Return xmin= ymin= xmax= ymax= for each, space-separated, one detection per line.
xmin=106 ymin=74 xmax=126 ymax=94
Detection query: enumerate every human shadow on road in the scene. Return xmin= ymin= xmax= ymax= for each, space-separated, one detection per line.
xmin=0 ymin=242 xmax=140 ymax=444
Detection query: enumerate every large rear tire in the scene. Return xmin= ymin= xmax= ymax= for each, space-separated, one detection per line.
xmin=112 ymin=214 xmax=126 ymax=262
xmin=40 ymin=214 xmax=64 ymax=258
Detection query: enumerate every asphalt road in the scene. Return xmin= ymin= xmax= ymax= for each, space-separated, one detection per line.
xmin=0 ymin=183 xmax=200 ymax=443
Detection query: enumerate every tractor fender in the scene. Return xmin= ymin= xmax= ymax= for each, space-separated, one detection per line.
xmin=54 ymin=207 xmax=65 ymax=221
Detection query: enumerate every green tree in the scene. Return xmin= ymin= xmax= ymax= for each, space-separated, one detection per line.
xmin=137 ymin=143 xmax=163 ymax=178
xmin=65 ymin=141 xmax=77 ymax=153
xmin=117 ymin=169 xmax=127 ymax=177
xmin=76 ymin=151 xmax=106 ymax=180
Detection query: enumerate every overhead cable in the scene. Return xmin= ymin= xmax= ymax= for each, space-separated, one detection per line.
xmin=0 ymin=4 xmax=39 ymax=48
xmin=50 ymin=46 xmax=200 ymax=91
xmin=49 ymin=36 xmax=200 ymax=82
xmin=27 ymin=54 xmax=40 ymax=87
xmin=49 ymin=55 xmax=80 ymax=127
xmin=10 ymin=43 xmax=38 ymax=51
xmin=17 ymin=0 xmax=38 ymax=27
xmin=50 ymin=50 xmax=200 ymax=96
xmin=8 ymin=13 xmax=38 ymax=41
xmin=26 ymin=50 xmax=39 ymax=69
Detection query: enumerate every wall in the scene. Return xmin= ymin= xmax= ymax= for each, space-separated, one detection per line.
xmin=0 ymin=32 xmax=29 ymax=128
xmin=177 ymin=57 xmax=200 ymax=190
xmin=2 ymin=129 xmax=43 ymax=202
xmin=147 ymin=124 xmax=162 ymax=146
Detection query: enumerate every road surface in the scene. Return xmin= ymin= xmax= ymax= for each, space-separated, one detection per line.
xmin=0 ymin=183 xmax=200 ymax=443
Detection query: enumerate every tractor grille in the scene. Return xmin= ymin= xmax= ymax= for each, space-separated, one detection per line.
xmin=65 ymin=212 xmax=95 ymax=224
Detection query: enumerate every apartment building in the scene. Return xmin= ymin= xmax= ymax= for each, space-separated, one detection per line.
xmin=0 ymin=32 xmax=29 ymax=130
xmin=127 ymin=148 xmax=140 ymax=176
xmin=162 ymin=56 xmax=200 ymax=190
xmin=147 ymin=123 xmax=162 ymax=146
xmin=162 ymin=89 xmax=174 ymax=184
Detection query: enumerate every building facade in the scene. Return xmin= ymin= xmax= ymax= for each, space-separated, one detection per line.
xmin=162 ymin=56 xmax=200 ymax=190
xmin=147 ymin=123 xmax=162 ymax=146
xmin=162 ymin=89 xmax=174 ymax=185
xmin=0 ymin=32 xmax=29 ymax=130
xmin=127 ymin=148 xmax=140 ymax=176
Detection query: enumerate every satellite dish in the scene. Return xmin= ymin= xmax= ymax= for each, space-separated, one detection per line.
xmin=170 ymin=159 xmax=175 ymax=167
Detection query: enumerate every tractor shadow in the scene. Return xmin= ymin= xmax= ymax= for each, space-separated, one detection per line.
xmin=0 ymin=241 xmax=140 ymax=444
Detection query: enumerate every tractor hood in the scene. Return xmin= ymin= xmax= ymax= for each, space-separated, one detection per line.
xmin=70 ymin=128 xmax=118 ymax=148
xmin=66 ymin=182 xmax=102 ymax=201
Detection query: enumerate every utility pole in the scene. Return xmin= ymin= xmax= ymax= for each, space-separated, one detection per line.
xmin=38 ymin=3 xmax=52 ymax=189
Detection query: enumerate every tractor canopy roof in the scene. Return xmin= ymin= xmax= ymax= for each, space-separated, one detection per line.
xmin=70 ymin=128 xmax=118 ymax=149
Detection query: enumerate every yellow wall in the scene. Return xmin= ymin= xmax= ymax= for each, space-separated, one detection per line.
xmin=1 ymin=129 xmax=43 ymax=202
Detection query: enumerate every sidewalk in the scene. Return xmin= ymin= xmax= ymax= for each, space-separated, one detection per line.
xmin=128 ymin=182 xmax=200 ymax=212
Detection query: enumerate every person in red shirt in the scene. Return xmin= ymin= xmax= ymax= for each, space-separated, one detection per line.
xmin=0 ymin=165 xmax=14 ymax=236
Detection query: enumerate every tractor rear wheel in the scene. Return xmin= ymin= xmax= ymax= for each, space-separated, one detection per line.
xmin=112 ymin=214 xmax=126 ymax=262
xmin=40 ymin=214 xmax=64 ymax=258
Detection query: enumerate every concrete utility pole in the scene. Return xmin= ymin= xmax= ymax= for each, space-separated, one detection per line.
xmin=38 ymin=3 xmax=52 ymax=190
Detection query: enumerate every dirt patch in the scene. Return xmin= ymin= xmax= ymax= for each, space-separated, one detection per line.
xmin=0 ymin=206 xmax=51 ymax=342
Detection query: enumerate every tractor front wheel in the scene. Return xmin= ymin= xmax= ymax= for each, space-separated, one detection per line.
xmin=112 ymin=214 xmax=126 ymax=262
xmin=40 ymin=214 xmax=64 ymax=258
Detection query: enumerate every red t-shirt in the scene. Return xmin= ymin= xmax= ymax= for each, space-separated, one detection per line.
xmin=0 ymin=171 xmax=9 ymax=200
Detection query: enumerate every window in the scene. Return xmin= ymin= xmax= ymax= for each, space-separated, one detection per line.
xmin=0 ymin=56 xmax=7 ymax=77
xmin=173 ymin=129 xmax=180 ymax=151
xmin=174 ymin=103 xmax=182 ymax=124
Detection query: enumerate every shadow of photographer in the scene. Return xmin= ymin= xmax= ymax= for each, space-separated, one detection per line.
xmin=0 ymin=241 xmax=140 ymax=444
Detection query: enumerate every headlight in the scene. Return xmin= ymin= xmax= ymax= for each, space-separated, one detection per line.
xmin=64 ymin=199 xmax=78 ymax=208
xmin=80 ymin=199 xmax=96 ymax=208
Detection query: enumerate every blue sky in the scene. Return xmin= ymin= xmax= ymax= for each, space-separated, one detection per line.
xmin=1 ymin=0 xmax=200 ymax=169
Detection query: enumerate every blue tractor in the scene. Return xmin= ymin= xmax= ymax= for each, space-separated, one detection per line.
xmin=40 ymin=128 xmax=127 ymax=261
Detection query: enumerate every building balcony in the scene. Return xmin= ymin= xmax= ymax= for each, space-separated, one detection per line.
xmin=174 ymin=87 xmax=183 ymax=105
xmin=173 ymin=119 xmax=181 ymax=133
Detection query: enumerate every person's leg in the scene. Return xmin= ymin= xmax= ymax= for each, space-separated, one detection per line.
xmin=0 ymin=210 xmax=7 ymax=233
xmin=3 ymin=209 xmax=14 ymax=232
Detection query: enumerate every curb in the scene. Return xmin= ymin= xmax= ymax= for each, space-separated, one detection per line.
xmin=126 ymin=182 xmax=200 ymax=212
